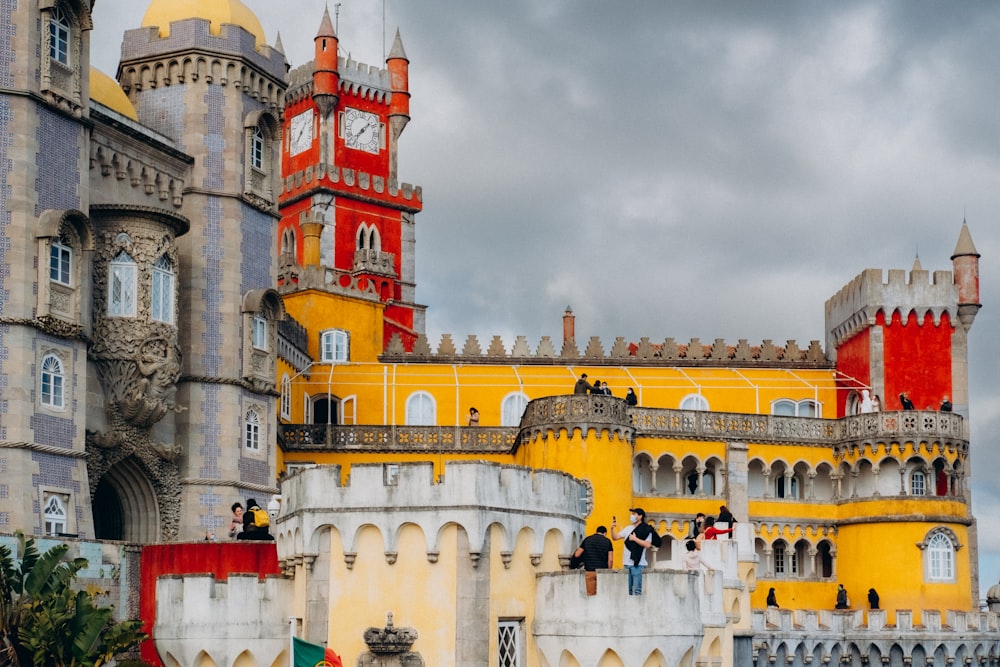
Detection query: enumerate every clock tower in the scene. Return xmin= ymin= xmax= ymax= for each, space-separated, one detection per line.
xmin=278 ymin=9 xmax=424 ymax=352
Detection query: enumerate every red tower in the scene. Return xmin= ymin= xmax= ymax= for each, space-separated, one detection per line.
xmin=278 ymin=11 xmax=425 ymax=351
xmin=825 ymin=223 xmax=981 ymax=417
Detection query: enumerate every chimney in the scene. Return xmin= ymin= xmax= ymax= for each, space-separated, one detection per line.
xmin=562 ymin=306 xmax=575 ymax=345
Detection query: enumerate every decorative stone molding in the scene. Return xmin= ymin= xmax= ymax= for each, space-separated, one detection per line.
xmin=359 ymin=613 xmax=423 ymax=666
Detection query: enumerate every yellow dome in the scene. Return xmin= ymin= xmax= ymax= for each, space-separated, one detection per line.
xmin=89 ymin=68 xmax=138 ymax=121
xmin=141 ymin=0 xmax=266 ymax=47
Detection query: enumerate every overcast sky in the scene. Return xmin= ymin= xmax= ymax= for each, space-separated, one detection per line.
xmin=91 ymin=1 xmax=1000 ymax=598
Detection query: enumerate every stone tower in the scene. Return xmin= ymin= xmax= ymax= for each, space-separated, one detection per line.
xmin=110 ymin=0 xmax=289 ymax=540
xmin=0 ymin=0 xmax=98 ymax=538
xmin=278 ymin=12 xmax=424 ymax=352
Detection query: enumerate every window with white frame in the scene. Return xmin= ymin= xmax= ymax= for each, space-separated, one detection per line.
xmin=151 ymin=255 xmax=174 ymax=323
xmin=498 ymin=619 xmax=523 ymax=667
xmin=40 ymin=354 xmax=65 ymax=409
xmin=108 ymin=251 xmax=137 ymax=316
xmin=303 ymin=393 xmax=313 ymax=424
xmin=43 ymin=493 xmax=67 ymax=535
xmin=320 ymin=329 xmax=349 ymax=363
xmin=406 ymin=392 xmax=436 ymax=426
xmin=252 ymin=315 xmax=268 ymax=350
xmin=798 ymin=399 xmax=820 ymax=417
xmin=280 ymin=375 xmax=291 ymax=420
xmin=911 ymin=470 xmax=926 ymax=496
xmin=926 ymin=532 xmax=955 ymax=581
xmin=771 ymin=399 xmax=820 ymax=417
xmin=50 ymin=238 xmax=72 ymax=286
xmin=244 ymin=408 xmax=261 ymax=450
xmin=250 ymin=127 xmax=265 ymax=170
xmin=680 ymin=393 xmax=709 ymax=411
xmin=501 ymin=392 xmax=529 ymax=427
xmin=773 ymin=544 xmax=786 ymax=575
xmin=49 ymin=7 xmax=70 ymax=65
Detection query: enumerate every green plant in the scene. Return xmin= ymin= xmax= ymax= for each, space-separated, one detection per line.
xmin=0 ymin=533 xmax=146 ymax=667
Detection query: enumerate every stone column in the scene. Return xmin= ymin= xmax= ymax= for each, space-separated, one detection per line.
xmin=899 ymin=467 xmax=907 ymax=495
xmin=872 ymin=467 xmax=881 ymax=497
xmin=649 ymin=462 xmax=659 ymax=494
xmin=673 ymin=465 xmax=683 ymax=497
xmin=725 ymin=442 xmax=749 ymax=523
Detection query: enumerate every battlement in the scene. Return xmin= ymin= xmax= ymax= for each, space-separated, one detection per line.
xmin=280 ymin=163 xmax=422 ymax=211
xmin=286 ymin=56 xmax=392 ymax=104
xmin=119 ymin=19 xmax=288 ymax=83
xmin=825 ymin=267 xmax=959 ymax=350
xmin=155 ymin=573 xmax=293 ymax=667
xmin=276 ymin=460 xmax=586 ymax=562
xmin=383 ymin=333 xmax=829 ymax=367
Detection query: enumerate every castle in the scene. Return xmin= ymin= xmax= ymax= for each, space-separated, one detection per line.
xmin=0 ymin=1 xmax=994 ymax=665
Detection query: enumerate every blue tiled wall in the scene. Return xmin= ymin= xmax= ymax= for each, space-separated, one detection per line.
xmin=35 ymin=107 xmax=80 ymax=215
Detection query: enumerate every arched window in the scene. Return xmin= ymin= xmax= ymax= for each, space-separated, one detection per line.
xmin=244 ymin=408 xmax=261 ymax=450
xmin=250 ymin=127 xmax=265 ymax=170
xmin=43 ymin=494 xmax=67 ymax=535
xmin=280 ymin=374 xmax=291 ymax=420
xmin=356 ymin=224 xmax=381 ymax=252
xmin=925 ymin=532 xmax=955 ymax=581
xmin=911 ymin=470 xmax=926 ymax=496
xmin=771 ymin=399 xmax=820 ymax=417
xmin=501 ymin=392 xmax=529 ymax=427
xmin=50 ymin=237 xmax=72 ymax=286
xmin=108 ymin=251 xmax=137 ymax=316
xmin=49 ymin=7 xmax=70 ymax=65
xmin=771 ymin=399 xmax=796 ymax=416
xmin=40 ymin=354 xmax=65 ymax=409
xmin=680 ymin=394 xmax=709 ymax=411
xmin=406 ymin=392 xmax=436 ymax=426
xmin=151 ymin=255 xmax=174 ymax=323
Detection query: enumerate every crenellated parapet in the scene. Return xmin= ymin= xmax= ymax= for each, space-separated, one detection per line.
xmin=518 ymin=394 xmax=633 ymax=443
xmin=383 ymin=333 xmax=828 ymax=366
xmin=280 ymin=162 xmax=422 ymax=212
xmin=155 ymin=573 xmax=293 ymax=667
xmin=118 ymin=19 xmax=288 ymax=111
xmin=275 ymin=461 xmax=586 ymax=566
xmin=825 ymin=267 xmax=959 ymax=351
xmin=287 ymin=56 xmax=395 ymax=105
xmin=751 ymin=608 xmax=1000 ymax=666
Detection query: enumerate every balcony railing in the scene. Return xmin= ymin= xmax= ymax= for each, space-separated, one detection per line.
xmin=279 ymin=424 xmax=517 ymax=452
xmin=279 ymin=397 xmax=965 ymax=452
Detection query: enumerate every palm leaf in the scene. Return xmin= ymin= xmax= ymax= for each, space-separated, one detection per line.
xmin=23 ymin=544 xmax=70 ymax=598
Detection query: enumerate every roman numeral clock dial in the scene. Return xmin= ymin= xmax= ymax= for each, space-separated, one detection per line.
xmin=343 ymin=107 xmax=381 ymax=154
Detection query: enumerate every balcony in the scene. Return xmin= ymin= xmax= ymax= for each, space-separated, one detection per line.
xmin=352 ymin=249 xmax=395 ymax=276
xmin=278 ymin=424 xmax=517 ymax=453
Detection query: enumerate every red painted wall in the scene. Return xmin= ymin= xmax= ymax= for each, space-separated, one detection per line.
xmin=881 ymin=309 xmax=953 ymax=411
xmin=834 ymin=327 xmax=871 ymax=417
xmin=139 ymin=542 xmax=281 ymax=666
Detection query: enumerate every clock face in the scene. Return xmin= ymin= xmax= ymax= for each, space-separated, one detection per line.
xmin=343 ymin=108 xmax=381 ymax=154
xmin=289 ymin=110 xmax=313 ymax=156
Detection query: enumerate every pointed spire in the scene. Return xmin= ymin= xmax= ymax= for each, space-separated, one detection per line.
xmin=951 ymin=219 xmax=979 ymax=259
xmin=273 ymin=31 xmax=284 ymax=55
xmin=317 ymin=5 xmax=336 ymax=38
xmin=911 ymin=254 xmax=923 ymax=272
xmin=388 ymin=29 xmax=408 ymax=61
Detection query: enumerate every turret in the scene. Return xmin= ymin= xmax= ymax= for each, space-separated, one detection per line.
xmin=387 ymin=29 xmax=410 ymax=181
xmin=312 ymin=7 xmax=339 ymax=118
xmin=951 ymin=221 xmax=981 ymax=331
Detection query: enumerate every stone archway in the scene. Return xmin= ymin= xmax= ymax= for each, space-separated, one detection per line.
xmin=92 ymin=456 xmax=160 ymax=542
xmin=87 ymin=432 xmax=181 ymax=541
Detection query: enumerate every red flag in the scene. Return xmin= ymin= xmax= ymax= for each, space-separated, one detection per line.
xmin=292 ymin=635 xmax=343 ymax=667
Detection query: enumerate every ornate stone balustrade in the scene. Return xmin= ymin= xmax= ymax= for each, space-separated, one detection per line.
xmin=278 ymin=424 xmax=516 ymax=452
xmin=279 ymin=398 xmax=965 ymax=453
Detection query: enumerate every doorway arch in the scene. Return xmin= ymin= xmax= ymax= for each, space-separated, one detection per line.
xmin=93 ymin=456 xmax=160 ymax=542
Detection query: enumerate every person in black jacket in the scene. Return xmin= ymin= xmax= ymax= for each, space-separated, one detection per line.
xmin=237 ymin=498 xmax=274 ymax=541
xmin=574 ymin=526 xmax=613 ymax=596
